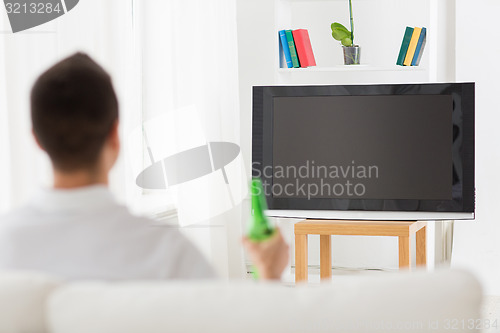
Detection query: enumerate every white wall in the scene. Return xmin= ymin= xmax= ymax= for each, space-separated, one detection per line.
xmin=452 ymin=0 xmax=500 ymax=296
xmin=237 ymin=0 xmax=457 ymax=270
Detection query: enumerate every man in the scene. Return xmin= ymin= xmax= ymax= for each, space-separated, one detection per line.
xmin=0 ymin=53 xmax=288 ymax=280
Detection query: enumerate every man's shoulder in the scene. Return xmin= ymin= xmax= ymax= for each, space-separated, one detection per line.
xmin=0 ymin=200 xmax=168 ymax=236
xmin=0 ymin=201 xmax=202 ymax=260
xmin=0 ymin=205 xmax=39 ymax=227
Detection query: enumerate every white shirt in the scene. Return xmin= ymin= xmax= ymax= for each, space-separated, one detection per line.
xmin=0 ymin=186 xmax=216 ymax=280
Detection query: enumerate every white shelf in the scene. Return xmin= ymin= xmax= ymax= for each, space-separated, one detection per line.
xmin=285 ymin=0 xmax=357 ymax=2
xmin=278 ymin=65 xmax=427 ymax=73
xmin=274 ymin=0 xmax=436 ymax=82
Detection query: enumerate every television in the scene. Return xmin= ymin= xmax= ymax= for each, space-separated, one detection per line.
xmin=252 ymin=83 xmax=475 ymax=220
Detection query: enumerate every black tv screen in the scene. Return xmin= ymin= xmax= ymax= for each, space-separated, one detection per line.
xmin=252 ymin=83 xmax=475 ymax=220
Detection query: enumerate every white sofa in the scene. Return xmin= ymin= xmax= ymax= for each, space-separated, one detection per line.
xmin=0 ymin=269 xmax=482 ymax=333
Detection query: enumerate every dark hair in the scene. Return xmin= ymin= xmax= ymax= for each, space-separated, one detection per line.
xmin=31 ymin=53 xmax=119 ymax=171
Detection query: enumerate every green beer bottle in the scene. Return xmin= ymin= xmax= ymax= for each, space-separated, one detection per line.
xmin=249 ymin=178 xmax=275 ymax=240
xmin=248 ymin=178 xmax=275 ymax=278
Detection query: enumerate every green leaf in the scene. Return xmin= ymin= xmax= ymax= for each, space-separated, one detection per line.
xmin=331 ymin=22 xmax=350 ymax=32
xmin=341 ymin=37 xmax=353 ymax=47
xmin=331 ymin=22 xmax=352 ymax=43
xmin=331 ymin=29 xmax=350 ymax=41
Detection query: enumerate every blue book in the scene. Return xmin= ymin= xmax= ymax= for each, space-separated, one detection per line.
xmin=411 ymin=27 xmax=427 ymax=66
xmin=279 ymin=30 xmax=293 ymax=68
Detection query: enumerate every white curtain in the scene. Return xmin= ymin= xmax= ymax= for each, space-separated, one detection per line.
xmin=0 ymin=0 xmax=135 ymax=209
xmin=0 ymin=0 xmax=245 ymax=279
xmin=0 ymin=11 xmax=58 ymax=211
xmin=132 ymin=0 xmax=246 ymax=278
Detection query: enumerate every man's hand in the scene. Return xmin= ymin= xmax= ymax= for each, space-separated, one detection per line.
xmin=242 ymin=229 xmax=290 ymax=280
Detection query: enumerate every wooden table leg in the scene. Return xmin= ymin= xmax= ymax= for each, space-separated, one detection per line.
xmin=398 ymin=236 xmax=411 ymax=269
xmin=320 ymin=235 xmax=332 ymax=281
xmin=416 ymin=226 xmax=427 ymax=267
xmin=295 ymin=234 xmax=308 ymax=283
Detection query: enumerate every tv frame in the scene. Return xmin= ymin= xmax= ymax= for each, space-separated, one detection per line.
xmin=252 ymin=83 xmax=475 ymax=221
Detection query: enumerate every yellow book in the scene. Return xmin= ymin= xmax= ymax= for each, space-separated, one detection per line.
xmin=403 ymin=27 xmax=422 ymax=66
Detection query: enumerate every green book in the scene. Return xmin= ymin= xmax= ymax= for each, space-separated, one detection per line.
xmin=285 ymin=30 xmax=300 ymax=68
xmin=397 ymin=27 xmax=414 ymax=66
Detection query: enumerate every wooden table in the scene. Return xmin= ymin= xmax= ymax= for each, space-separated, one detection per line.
xmin=294 ymin=220 xmax=427 ymax=283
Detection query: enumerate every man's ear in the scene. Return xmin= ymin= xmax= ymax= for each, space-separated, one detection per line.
xmin=32 ymin=129 xmax=45 ymax=151
xmin=108 ymin=120 xmax=120 ymax=150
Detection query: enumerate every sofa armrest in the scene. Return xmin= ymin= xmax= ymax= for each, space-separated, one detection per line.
xmin=0 ymin=271 xmax=61 ymax=333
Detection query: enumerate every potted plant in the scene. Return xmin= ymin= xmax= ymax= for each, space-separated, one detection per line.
xmin=331 ymin=0 xmax=360 ymax=65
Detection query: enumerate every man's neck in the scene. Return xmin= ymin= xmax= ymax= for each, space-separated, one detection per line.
xmin=53 ymin=169 xmax=108 ymax=189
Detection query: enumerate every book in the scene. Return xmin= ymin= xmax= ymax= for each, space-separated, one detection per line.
xmin=411 ymin=27 xmax=427 ymax=66
xmin=292 ymin=29 xmax=316 ymax=67
xmin=285 ymin=30 xmax=300 ymax=68
xmin=396 ymin=27 xmax=414 ymax=66
xmin=279 ymin=30 xmax=293 ymax=68
xmin=404 ymin=27 xmax=422 ymax=66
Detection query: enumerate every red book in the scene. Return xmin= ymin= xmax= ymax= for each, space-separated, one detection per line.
xmin=292 ymin=29 xmax=316 ymax=67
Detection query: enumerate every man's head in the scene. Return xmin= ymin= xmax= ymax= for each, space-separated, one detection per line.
xmin=31 ymin=53 xmax=119 ymax=173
